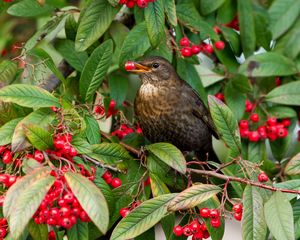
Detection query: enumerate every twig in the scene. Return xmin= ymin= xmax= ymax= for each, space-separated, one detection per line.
xmin=215 ymin=159 xmax=237 ymax=172
xmin=82 ymin=155 xmax=125 ymax=173
xmin=101 ymin=131 xmax=140 ymax=156
xmin=189 ymin=168 xmax=300 ymax=195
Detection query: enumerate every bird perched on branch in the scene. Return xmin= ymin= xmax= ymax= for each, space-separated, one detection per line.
xmin=125 ymin=56 xmax=219 ymax=159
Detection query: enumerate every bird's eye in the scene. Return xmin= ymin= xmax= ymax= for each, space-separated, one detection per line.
xmin=152 ymin=63 xmax=160 ymax=68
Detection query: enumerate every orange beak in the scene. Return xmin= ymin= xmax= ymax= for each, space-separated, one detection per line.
xmin=125 ymin=61 xmax=151 ymax=73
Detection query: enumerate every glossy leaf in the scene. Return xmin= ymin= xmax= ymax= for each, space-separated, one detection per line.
xmin=110 ymin=193 xmax=177 ymax=240
xmin=264 ymin=191 xmax=295 ymax=240
xmin=65 ymin=172 xmax=109 ymax=234
xmin=237 ymin=0 xmax=256 ymax=57
xmin=75 ymin=0 xmax=120 ymax=51
xmin=195 ymin=65 xmax=225 ymax=88
xmin=268 ymin=0 xmax=300 ymax=39
xmin=9 ymin=175 xmax=55 ymax=240
xmin=67 ymin=221 xmax=89 ymax=240
xmin=84 ymin=115 xmax=101 ymax=145
xmin=0 ymin=117 xmax=22 ymax=146
xmin=0 ymin=84 xmax=60 ymax=108
xmin=24 ymin=124 xmax=53 ymax=150
xmin=168 ymin=184 xmax=221 ymax=211
xmin=200 ymin=0 xmax=225 ymax=15
xmin=163 ymin=0 xmax=177 ymax=26
xmin=146 ymin=143 xmax=186 ymax=174
xmin=0 ymin=60 xmax=18 ymax=84
xmin=119 ymin=22 xmax=151 ymax=67
xmin=71 ymin=136 xmax=93 ymax=154
xmin=267 ymin=106 xmax=297 ymax=118
xmin=274 ymin=180 xmax=300 ymax=200
xmin=242 ymin=186 xmax=267 ymax=240
xmin=208 ymin=95 xmax=241 ymax=157
xmin=149 ymin=173 xmax=170 ymax=197
xmin=79 ymin=40 xmax=113 ymax=102
xmin=265 ymin=81 xmax=300 ymax=106
xmin=108 ymin=74 xmax=129 ymax=107
xmin=28 ymin=219 xmax=48 ymax=240
xmin=145 ymin=0 xmax=165 ymax=47
xmin=239 ymin=52 xmax=298 ymax=77
xmin=285 ymin=152 xmax=300 ymax=175
xmin=7 ymin=0 xmax=53 ymax=17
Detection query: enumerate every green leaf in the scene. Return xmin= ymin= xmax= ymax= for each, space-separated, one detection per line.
xmin=65 ymin=172 xmax=109 ymax=234
xmin=208 ymin=95 xmax=241 ymax=157
xmin=264 ymin=191 xmax=295 ymax=240
xmin=265 ymin=81 xmax=300 ymax=106
xmin=110 ymin=193 xmax=177 ymax=240
xmin=79 ymin=40 xmax=113 ymax=102
xmin=145 ymin=0 xmax=165 ymax=47
xmin=149 ymin=173 xmax=170 ymax=197
xmin=7 ymin=0 xmax=54 ymax=17
xmin=167 ymin=184 xmax=221 ymax=211
xmin=22 ymin=158 xmax=43 ymax=174
xmin=90 ymin=143 xmax=132 ymax=164
xmin=55 ymin=39 xmax=88 ymax=72
xmin=176 ymin=2 xmax=218 ymax=40
xmin=239 ymin=52 xmax=298 ymax=77
xmin=84 ymin=116 xmax=100 ymax=145
xmin=220 ymin=26 xmax=242 ymax=56
xmin=267 ymin=106 xmax=297 ymax=118
xmin=107 ymin=0 xmax=119 ymax=7
xmin=8 ymin=175 xmax=55 ymax=240
xmin=75 ymin=0 xmax=120 ymax=51
xmin=65 ymin=14 xmax=78 ymax=41
xmin=163 ymin=0 xmax=177 ymax=26
xmin=28 ymin=48 xmax=65 ymax=83
xmin=195 ymin=65 xmax=225 ymax=88
xmin=119 ymin=22 xmax=151 ymax=67
xmin=23 ymin=124 xmax=53 ymax=150
xmin=274 ymin=180 xmax=300 ymax=200
xmin=200 ymin=0 xmax=225 ymax=15
xmin=71 ymin=136 xmax=93 ymax=154
xmin=108 ymin=74 xmax=128 ymax=107
xmin=0 ymin=60 xmax=18 ymax=84
xmin=28 ymin=219 xmax=48 ymax=240
xmin=285 ymin=153 xmax=300 ymax=175
xmin=242 ymin=186 xmax=267 ymax=240
xmin=67 ymin=221 xmax=89 ymax=240
xmin=0 ymin=118 xmax=22 ymax=146
xmin=248 ymin=141 xmax=267 ymax=164
xmin=11 ymin=108 xmax=54 ymax=152
xmin=146 ymin=143 xmax=186 ymax=174
xmin=230 ymin=74 xmax=252 ymax=93
xmin=268 ymin=0 xmax=300 ymax=39
xmin=0 ymin=84 xmax=60 ymax=108
xmin=237 ymin=0 xmax=256 ymax=57
xmin=254 ymin=10 xmax=272 ymax=51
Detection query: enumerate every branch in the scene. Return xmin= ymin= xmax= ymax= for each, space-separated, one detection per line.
xmin=189 ymin=168 xmax=300 ymax=195
xmin=82 ymin=155 xmax=126 ymax=173
xmin=101 ymin=131 xmax=140 ymax=156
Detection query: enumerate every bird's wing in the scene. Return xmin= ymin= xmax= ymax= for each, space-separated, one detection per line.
xmin=181 ymin=81 xmax=220 ymax=139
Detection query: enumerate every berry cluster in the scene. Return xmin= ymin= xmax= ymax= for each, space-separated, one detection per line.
xmin=119 ymin=0 xmax=154 ymax=8
xmin=258 ymin=172 xmax=268 ymax=183
xmin=94 ymin=99 xmax=118 ymax=118
xmin=33 ymin=171 xmax=91 ymax=229
xmin=232 ymin=203 xmax=243 ymax=221
xmin=119 ymin=200 xmax=141 ymax=218
xmin=112 ymin=124 xmax=142 ymax=140
xmin=0 ymin=218 xmax=8 ymax=239
xmin=0 ymin=173 xmax=18 ymax=190
xmin=102 ymin=171 xmax=122 ymax=188
xmin=239 ymin=116 xmax=290 ymax=142
xmin=48 ymin=133 xmax=78 ymax=159
xmin=179 ymin=36 xmax=225 ymax=58
xmin=200 ymin=208 xmax=221 ymax=228
xmin=173 ymin=219 xmax=210 ymax=239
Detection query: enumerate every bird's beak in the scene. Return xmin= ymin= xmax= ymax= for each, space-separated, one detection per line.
xmin=125 ymin=61 xmax=151 ymax=73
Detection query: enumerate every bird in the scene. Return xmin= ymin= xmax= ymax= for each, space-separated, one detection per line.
xmin=125 ymin=56 xmax=219 ymax=159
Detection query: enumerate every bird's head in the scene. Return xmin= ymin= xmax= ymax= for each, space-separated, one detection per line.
xmin=125 ymin=56 xmax=178 ymax=84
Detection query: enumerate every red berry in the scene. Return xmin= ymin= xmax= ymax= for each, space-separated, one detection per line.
xmin=210 ymin=209 xmax=220 ymax=219
xmin=210 ymin=218 xmax=221 ymax=228
xmin=0 ymin=196 xmax=5 ymax=206
xmin=203 ymin=44 xmax=214 ymax=54
xmin=111 ymin=178 xmax=122 ymax=188
xmin=215 ymin=93 xmax=224 ymax=101
xmin=126 ymin=1 xmax=135 ymax=8
xmin=61 ymin=217 xmax=72 ymax=229
xmin=181 ymin=47 xmax=192 ymax=57
xmin=54 ymin=139 xmax=65 ymax=149
xmin=267 ymin=117 xmax=277 ymax=126
xmin=234 ymin=212 xmax=242 ymax=221
xmin=0 ymin=228 xmax=7 ymax=238
xmin=245 ymin=100 xmax=254 ymax=113
xmin=120 ymin=208 xmax=130 ymax=218
xmin=0 ymin=146 xmax=7 ymax=154
xmin=193 ymin=231 xmax=203 ymax=240
xmin=0 ymin=174 xmax=9 ymax=185
xmin=240 ymin=129 xmax=249 ymax=139
xmin=214 ymin=41 xmax=225 ymax=50
xmin=105 ymin=176 xmax=112 ymax=184
xmin=50 ymin=106 xmax=59 ymax=112
xmin=49 ymin=208 xmax=60 ymax=219
xmin=102 ymin=171 xmax=112 ymax=180
xmin=275 ymin=77 xmax=281 ymax=86
xmin=137 ymin=0 xmax=148 ymax=8
xmin=248 ymin=131 xmax=260 ymax=142
xmin=2 ymin=150 xmax=13 ymax=164
xmin=250 ymin=113 xmax=259 ymax=122
xmin=189 ymin=220 xmax=201 ymax=233
xmin=200 ymin=208 xmax=210 ymax=218
xmin=34 ymin=150 xmax=44 ymax=163
xmin=277 ymin=127 xmax=288 ymax=138
xmin=7 ymin=175 xmax=17 ymax=187
xmin=69 ymin=147 xmax=77 ymax=157
xmin=173 ymin=225 xmax=183 ymax=236
xmin=63 ymin=192 xmax=75 ymax=204
xmin=282 ymin=119 xmax=291 ymax=127
xmin=258 ymin=172 xmax=268 ymax=182
xmin=239 ymin=120 xmax=249 ymax=129
xmin=0 ymin=218 xmax=7 ymax=226
xmin=94 ymin=105 xmax=105 ymax=115
xmin=144 ymin=177 xmax=151 ymax=186
xmin=47 ymin=218 xmax=57 ymax=225
xmin=183 ymin=226 xmax=193 ymax=236
xmin=258 ymin=126 xmax=267 ymax=139
xmin=232 ymin=203 xmax=243 ymax=213
xmin=268 ymin=133 xmax=277 ymax=141
xmin=48 ymin=230 xmax=56 ymax=240
xmin=124 ymin=61 xmax=135 ymax=71
xmin=131 ymin=200 xmax=141 ymax=209
xmin=79 ymin=211 xmax=90 ymax=222
xmin=60 ymin=206 xmax=71 ymax=217
xmin=191 ymin=45 xmax=201 ymax=55
xmin=213 ymin=26 xmax=221 ymax=34
xmin=70 ymin=215 xmax=77 ymax=225
xmin=179 ymin=37 xmax=190 ymax=47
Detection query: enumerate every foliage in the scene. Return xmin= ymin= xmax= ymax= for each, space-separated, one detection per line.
xmin=0 ymin=0 xmax=300 ymax=239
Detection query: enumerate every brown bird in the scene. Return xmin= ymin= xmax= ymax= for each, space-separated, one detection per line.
xmin=126 ymin=56 xmax=219 ymax=158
